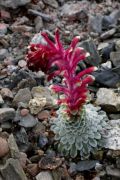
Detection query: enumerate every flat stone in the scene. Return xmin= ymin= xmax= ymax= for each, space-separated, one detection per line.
xmin=110 ymin=51 xmax=120 ymax=67
xmin=36 ymin=171 xmax=54 ymax=180
xmin=0 ymin=49 xmax=8 ymax=61
xmin=13 ymin=88 xmax=32 ymax=107
xmin=0 ymin=158 xmax=27 ymax=180
xmin=0 ymin=0 xmax=30 ymax=9
xmin=106 ymin=165 xmax=120 ymax=178
xmin=43 ymin=0 xmax=58 ymax=8
xmin=96 ymin=88 xmax=120 ymax=112
xmin=100 ymin=28 xmax=116 ymax=40
xmin=0 ymin=108 xmax=15 ymax=123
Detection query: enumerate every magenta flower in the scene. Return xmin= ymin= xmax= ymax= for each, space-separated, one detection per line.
xmin=26 ymin=30 xmax=96 ymax=115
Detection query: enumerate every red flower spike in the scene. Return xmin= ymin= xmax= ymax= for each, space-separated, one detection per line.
xmin=26 ymin=30 xmax=97 ymax=116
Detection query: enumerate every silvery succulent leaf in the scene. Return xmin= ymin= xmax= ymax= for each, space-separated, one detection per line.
xmin=51 ymin=104 xmax=111 ymax=159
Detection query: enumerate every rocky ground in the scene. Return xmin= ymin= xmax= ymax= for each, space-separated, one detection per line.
xmin=0 ymin=0 xmax=120 ymax=180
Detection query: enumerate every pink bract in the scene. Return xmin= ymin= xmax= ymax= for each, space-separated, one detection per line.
xmin=26 ymin=30 xmax=96 ymax=115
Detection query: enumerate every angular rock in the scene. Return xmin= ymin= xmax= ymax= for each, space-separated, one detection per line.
xmin=43 ymin=0 xmax=58 ymax=8
xmin=93 ymin=66 xmax=120 ymax=88
xmin=1 ymin=88 xmax=13 ymax=99
xmin=100 ymin=28 xmax=116 ymax=40
xmin=8 ymin=134 xmax=20 ymax=159
xmin=79 ymin=39 xmax=101 ymax=66
xmin=0 ymin=23 xmax=7 ymax=36
xmin=0 ymin=108 xmax=15 ymax=123
xmin=32 ymin=121 xmax=45 ymax=136
xmin=96 ymin=88 xmax=120 ymax=112
xmin=13 ymin=88 xmax=32 ymax=107
xmin=0 ymin=49 xmax=8 ymax=61
xmin=0 ymin=0 xmax=30 ymax=9
xmin=61 ymin=1 xmax=89 ymax=21
xmin=36 ymin=171 xmax=53 ymax=180
xmin=88 ymin=14 xmax=103 ymax=34
xmin=0 ymin=158 xmax=27 ymax=180
xmin=110 ymin=51 xmax=120 ymax=67
xmin=0 ymin=137 xmax=9 ymax=158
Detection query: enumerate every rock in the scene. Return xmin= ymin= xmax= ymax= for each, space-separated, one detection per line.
xmin=115 ymin=39 xmax=120 ymax=51
xmin=18 ymin=60 xmax=27 ymax=68
xmin=0 ymin=0 xmax=30 ymax=9
xmin=110 ymin=51 xmax=120 ymax=67
xmin=88 ymin=14 xmax=103 ymax=34
xmin=18 ymin=113 xmax=38 ymax=128
xmin=96 ymin=88 xmax=120 ymax=112
xmin=13 ymin=88 xmax=32 ymax=107
xmin=1 ymin=122 xmax=12 ymax=130
xmin=116 ymin=158 xmax=120 ymax=169
xmin=0 ymin=158 xmax=27 ymax=180
xmin=0 ymin=108 xmax=15 ymax=123
xmin=0 ymin=94 xmax=4 ymax=105
xmin=32 ymin=121 xmax=45 ymax=136
xmin=19 ymin=152 xmax=27 ymax=168
xmin=26 ymin=163 xmax=39 ymax=176
xmin=79 ymin=39 xmax=101 ymax=66
xmin=8 ymin=134 xmax=20 ymax=159
xmin=109 ymin=114 xmax=120 ymax=120
xmin=93 ymin=66 xmax=120 ymax=88
xmin=0 ymin=49 xmax=8 ymax=61
xmin=38 ymin=134 xmax=48 ymax=148
xmin=105 ymin=120 xmax=120 ymax=150
xmin=15 ymin=128 xmax=29 ymax=152
xmin=37 ymin=110 xmax=50 ymax=120
xmin=34 ymin=16 xmax=43 ymax=33
xmin=29 ymin=97 xmax=46 ymax=115
xmin=61 ymin=1 xmax=89 ymax=21
xmin=31 ymin=86 xmax=54 ymax=108
xmin=75 ymin=175 xmax=84 ymax=180
xmin=43 ymin=0 xmax=58 ymax=8
xmin=36 ymin=171 xmax=53 ymax=180
xmin=20 ymin=109 xmax=29 ymax=117
xmin=0 ymin=10 xmax=11 ymax=21
xmin=39 ymin=155 xmax=62 ymax=170
xmin=11 ymin=25 xmax=33 ymax=32
xmin=106 ymin=165 xmax=120 ymax=178
xmin=0 ymin=137 xmax=9 ymax=157
xmin=100 ymin=28 xmax=116 ymax=40
xmin=0 ymin=23 xmax=7 ymax=36
xmin=1 ymin=88 xmax=13 ymax=99
xmin=100 ymin=43 xmax=115 ymax=62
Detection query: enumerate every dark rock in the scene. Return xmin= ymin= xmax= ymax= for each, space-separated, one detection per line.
xmin=93 ymin=66 xmax=120 ymax=88
xmin=38 ymin=134 xmax=48 ymax=148
xmin=109 ymin=114 xmax=120 ymax=120
xmin=101 ymin=43 xmax=115 ymax=62
xmin=13 ymin=88 xmax=32 ymax=107
xmin=0 ymin=158 xmax=27 ymax=180
xmin=0 ymin=108 xmax=15 ymax=123
xmin=79 ymin=39 xmax=101 ymax=66
xmin=76 ymin=160 xmax=99 ymax=172
xmin=32 ymin=121 xmax=45 ymax=137
xmin=39 ymin=155 xmax=62 ymax=170
xmin=15 ymin=128 xmax=29 ymax=152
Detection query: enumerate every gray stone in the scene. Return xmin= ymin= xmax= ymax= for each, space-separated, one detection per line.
xmin=18 ymin=114 xmax=38 ymax=128
xmin=110 ymin=51 xmax=120 ymax=67
xmin=109 ymin=114 xmax=120 ymax=120
xmin=88 ymin=14 xmax=103 ymax=34
xmin=8 ymin=134 xmax=20 ymax=159
xmin=43 ymin=0 xmax=58 ymax=8
xmin=36 ymin=171 xmax=53 ymax=180
xmin=0 ymin=95 xmax=4 ymax=105
xmin=79 ymin=39 xmax=101 ymax=66
xmin=106 ymin=165 xmax=120 ymax=178
xmin=96 ymin=88 xmax=120 ymax=113
xmin=13 ymin=88 xmax=32 ymax=107
xmin=1 ymin=122 xmax=12 ymax=130
xmin=15 ymin=128 xmax=29 ymax=152
xmin=100 ymin=28 xmax=116 ymax=40
xmin=0 ymin=108 xmax=15 ymax=123
xmin=0 ymin=158 xmax=27 ymax=180
xmin=0 ymin=49 xmax=8 ymax=61
xmin=115 ymin=39 xmax=120 ymax=51
xmin=0 ymin=0 xmax=30 ymax=9
xmin=116 ymin=158 xmax=120 ymax=169
xmin=60 ymin=1 xmax=89 ymax=21
xmin=34 ymin=16 xmax=43 ymax=33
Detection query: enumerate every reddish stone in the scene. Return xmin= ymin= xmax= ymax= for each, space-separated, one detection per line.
xmin=0 ymin=23 xmax=7 ymax=35
xmin=20 ymin=109 xmax=29 ymax=116
xmin=0 ymin=10 xmax=11 ymax=20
